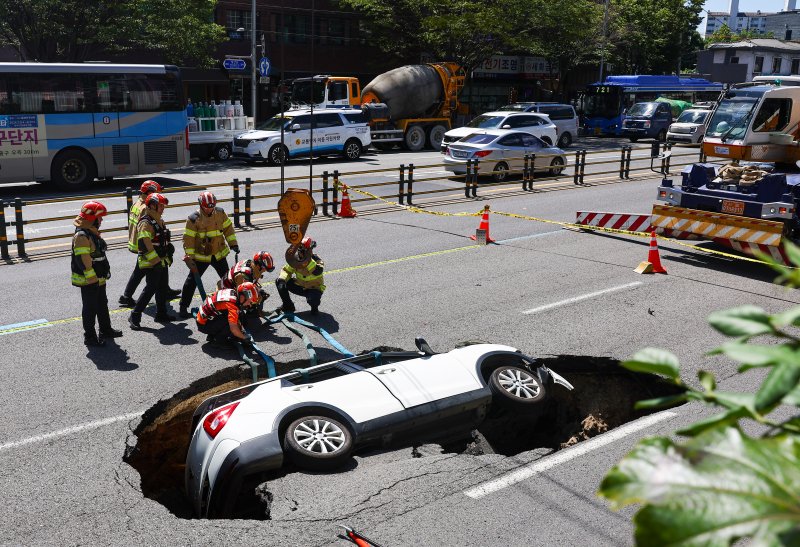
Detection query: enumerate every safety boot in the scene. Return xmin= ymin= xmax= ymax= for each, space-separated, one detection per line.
xmin=179 ymin=307 xmax=193 ymax=319
xmin=118 ymin=295 xmax=136 ymax=308
xmin=128 ymin=313 xmax=142 ymax=330
xmin=99 ymin=327 xmax=123 ymax=339
xmin=155 ymin=312 xmax=177 ymax=323
xmin=168 ymin=288 xmax=182 ymax=299
xmin=84 ymin=333 xmax=105 ymax=347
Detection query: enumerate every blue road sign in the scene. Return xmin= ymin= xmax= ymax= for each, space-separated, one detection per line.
xmin=259 ymin=57 xmax=271 ymax=77
xmin=223 ymin=58 xmax=246 ymax=71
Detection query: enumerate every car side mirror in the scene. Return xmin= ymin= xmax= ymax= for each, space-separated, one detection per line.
xmin=501 ymin=124 xmax=511 ymax=129
xmin=290 ymin=124 xmax=301 ymax=132
xmin=622 ymin=108 xmax=628 ymax=115
xmin=415 ymin=337 xmax=437 ymax=356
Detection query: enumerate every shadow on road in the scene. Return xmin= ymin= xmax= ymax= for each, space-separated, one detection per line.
xmin=86 ymin=340 xmax=139 ymax=371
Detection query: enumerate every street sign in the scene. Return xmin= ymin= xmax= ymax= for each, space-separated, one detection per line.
xmin=259 ymin=77 xmax=269 ymax=84
xmin=259 ymin=57 xmax=271 ymax=77
xmin=223 ymin=58 xmax=246 ymax=71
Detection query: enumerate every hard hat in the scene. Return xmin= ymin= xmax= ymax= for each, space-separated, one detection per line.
xmin=79 ymin=201 xmax=108 ymax=222
xmin=252 ymin=251 xmax=275 ymax=273
xmin=198 ymin=191 xmax=217 ymax=209
xmin=237 ymin=281 xmax=260 ymax=307
xmin=139 ymin=180 xmax=162 ymax=195
xmin=146 ymin=193 xmax=169 ymax=208
xmin=301 ymin=236 xmax=316 ymax=250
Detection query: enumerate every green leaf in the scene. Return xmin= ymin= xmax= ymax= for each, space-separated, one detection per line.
xmin=712 ymin=342 xmax=798 ymax=368
xmin=755 ymin=361 xmax=800 ymax=411
xmin=623 ymin=348 xmax=681 ymax=381
xmin=677 ymin=407 xmax=748 ymax=436
xmin=771 ymin=305 xmax=800 ymax=328
xmin=598 ymin=428 xmax=800 ymax=546
xmin=698 ymin=370 xmax=715 ymax=392
xmin=784 ymin=240 xmax=800 ymax=268
xmin=634 ymin=394 xmax=688 ymax=410
xmin=781 ymin=384 xmax=800 ymax=406
xmin=710 ymin=391 xmax=757 ymax=413
xmin=707 ymin=306 xmax=774 ymax=338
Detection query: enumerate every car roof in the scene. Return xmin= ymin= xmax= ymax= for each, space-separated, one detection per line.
xmin=279 ymin=108 xmax=362 ymax=116
xmin=461 ymin=128 xmax=539 ymax=138
xmin=481 ymin=111 xmax=550 ymax=119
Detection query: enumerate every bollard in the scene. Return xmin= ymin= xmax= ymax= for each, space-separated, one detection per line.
xmin=464 ymin=160 xmax=472 ymax=198
xmin=14 ymin=197 xmax=25 ymax=257
xmin=232 ymin=178 xmax=241 ymax=228
xmin=664 ymin=143 xmax=672 ymax=174
xmin=322 ymin=171 xmax=330 ymax=216
xmin=0 ymin=200 xmax=8 ymax=260
xmin=523 ymin=154 xmax=530 ymax=191
xmin=472 ymin=160 xmax=479 ymax=197
xmin=399 ymin=164 xmax=406 ymax=205
xmin=573 ymin=151 xmax=581 ymax=185
xmin=625 ymin=147 xmax=632 ymax=178
xmin=580 ymin=150 xmax=587 ymax=184
xmin=619 ymin=147 xmax=627 ymax=179
xmin=332 ymin=170 xmax=340 ymax=216
xmin=244 ymin=177 xmax=252 ymax=226
xmin=125 ymin=187 xmax=133 ymax=214
xmin=407 ymin=163 xmax=415 ymax=205
xmin=530 ymin=153 xmax=536 ymax=186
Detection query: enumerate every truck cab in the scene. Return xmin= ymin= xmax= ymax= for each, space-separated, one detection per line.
xmin=290 ymin=76 xmax=361 ymax=109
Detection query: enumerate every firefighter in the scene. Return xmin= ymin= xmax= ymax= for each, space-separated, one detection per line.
xmin=119 ymin=180 xmax=180 ymax=307
xmin=276 ymin=237 xmax=325 ymax=315
xmin=129 ymin=193 xmax=176 ymax=329
xmin=219 ymin=251 xmax=275 ymax=317
xmin=179 ymin=191 xmax=239 ymax=318
xmin=195 ymin=282 xmax=261 ymax=345
xmin=71 ymin=201 xmax=123 ymax=346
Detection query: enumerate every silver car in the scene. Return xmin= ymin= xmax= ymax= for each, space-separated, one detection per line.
xmin=443 ymin=129 xmax=568 ymax=182
xmin=666 ymin=108 xmax=711 ymax=144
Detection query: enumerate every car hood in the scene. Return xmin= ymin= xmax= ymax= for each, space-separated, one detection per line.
xmin=236 ymin=129 xmax=281 ymax=140
xmin=670 ymin=122 xmax=702 ymax=129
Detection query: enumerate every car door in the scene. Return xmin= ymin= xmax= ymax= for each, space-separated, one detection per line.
xmin=366 ymin=354 xmax=483 ymax=408
xmin=314 ymin=113 xmax=345 ymax=154
xmin=520 ymin=133 xmax=546 ymax=170
xmin=496 ymin=132 xmax=526 ymax=172
xmin=287 ymin=114 xmax=312 ymax=157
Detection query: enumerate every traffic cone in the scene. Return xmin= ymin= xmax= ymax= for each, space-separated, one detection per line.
xmin=470 ymin=205 xmax=495 ymax=244
xmin=338 ymin=184 xmax=357 ymax=218
xmin=635 ymin=231 xmax=668 ymax=274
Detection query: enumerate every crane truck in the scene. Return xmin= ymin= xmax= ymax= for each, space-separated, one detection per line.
xmin=289 ymin=63 xmax=466 ymax=151
xmin=652 ymin=79 xmax=800 ymax=264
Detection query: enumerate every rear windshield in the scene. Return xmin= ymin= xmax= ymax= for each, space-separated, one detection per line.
xmin=676 ymin=110 xmax=709 ymax=124
xmin=460 ymin=133 xmax=497 ymax=144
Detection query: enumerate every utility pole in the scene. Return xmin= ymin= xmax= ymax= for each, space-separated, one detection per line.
xmin=598 ymin=0 xmax=610 ymax=83
xmin=250 ymin=0 xmax=257 ymax=124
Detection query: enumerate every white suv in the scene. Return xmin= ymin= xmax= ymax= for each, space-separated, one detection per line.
xmin=441 ymin=112 xmax=557 ymax=152
xmin=232 ymin=108 xmax=371 ymax=164
xmin=499 ymin=103 xmax=579 ymax=147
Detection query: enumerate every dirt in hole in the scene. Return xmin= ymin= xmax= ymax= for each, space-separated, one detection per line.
xmin=124 ymin=353 xmax=684 ymax=520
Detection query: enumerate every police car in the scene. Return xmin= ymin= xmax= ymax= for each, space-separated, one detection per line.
xmin=232 ymin=108 xmax=371 ymax=164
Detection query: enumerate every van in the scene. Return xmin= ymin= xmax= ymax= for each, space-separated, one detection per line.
xmin=621 ymin=101 xmax=673 ymax=142
xmin=498 ymin=102 xmax=579 ymax=147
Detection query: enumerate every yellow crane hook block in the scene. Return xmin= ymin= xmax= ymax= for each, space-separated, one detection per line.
xmin=278 ymin=189 xmax=316 ymax=269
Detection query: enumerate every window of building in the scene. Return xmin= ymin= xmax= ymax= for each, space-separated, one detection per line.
xmin=793 ymin=58 xmax=800 ymax=75
xmin=282 ymin=14 xmax=309 ymax=43
xmin=773 ymin=57 xmax=783 ymax=74
xmin=226 ymin=10 xmax=252 ymax=38
xmin=754 ymin=56 xmax=764 ymax=74
xmin=730 ymin=57 xmax=739 ymax=64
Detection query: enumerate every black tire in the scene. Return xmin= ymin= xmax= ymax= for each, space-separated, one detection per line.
xmin=50 ymin=149 xmax=96 ymax=190
xmin=268 ymin=144 xmax=288 ymax=166
xmin=492 ymin=161 xmax=509 ymax=182
xmin=557 ymin=132 xmax=572 ymax=148
xmin=404 ymin=125 xmax=425 ymax=151
xmin=629 ymin=137 xmax=639 ymax=143
xmin=489 ymin=364 xmax=546 ymax=410
xmin=214 ymin=143 xmax=232 ymax=161
xmin=284 ymin=415 xmax=353 ymax=470
xmin=541 ymin=136 xmax=553 ymax=146
xmin=657 ymin=129 xmax=667 ymax=142
xmin=427 ymin=125 xmax=447 ymax=150
xmin=549 ymin=156 xmax=565 ymax=176
xmin=342 ymin=138 xmax=362 ymax=160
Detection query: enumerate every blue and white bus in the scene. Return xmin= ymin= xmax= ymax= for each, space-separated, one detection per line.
xmin=0 ymin=63 xmax=189 ymax=189
xmin=582 ymin=75 xmax=723 ymax=136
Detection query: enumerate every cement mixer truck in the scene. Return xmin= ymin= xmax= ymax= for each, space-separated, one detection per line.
xmin=289 ymin=63 xmax=466 ymax=151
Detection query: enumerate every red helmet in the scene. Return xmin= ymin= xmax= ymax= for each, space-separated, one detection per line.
xmin=79 ymin=201 xmax=108 ymax=222
xmin=301 ymin=236 xmax=316 ymax=250
xmin=139 ymin=180 xmax=162 ymax=195
xmin=252 ymin=251 xmax=275 ymax=273
xmin=146 ymin=193 xmax=169 ymax=208
xmin=237 ymin=281 xmax=260 ymax=307
xmin=198 ymin=191 xmax=217 ymax=209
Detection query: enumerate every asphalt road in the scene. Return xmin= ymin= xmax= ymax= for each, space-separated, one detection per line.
xmin=0 ymin=143 xmax=784 ymax=546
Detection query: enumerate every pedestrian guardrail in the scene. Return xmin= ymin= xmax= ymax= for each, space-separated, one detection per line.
xmin=0 ymin=143 xmax=715 ymax=262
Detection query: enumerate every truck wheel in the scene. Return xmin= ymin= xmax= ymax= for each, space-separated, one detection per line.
xmin=50 ymin=149 xmax=96 ymax=190
xmin=214 ymin=143 xmax=232 ymax=161
xmin=342 ymin=139 xmax=362 ymax=160
xmin=268 ymin=144 xmax=288 ymax=165
xmin=404 ymin=126 xmax=425 ymax=152
xmin=427 ymin=125 xmax=447 ymax=150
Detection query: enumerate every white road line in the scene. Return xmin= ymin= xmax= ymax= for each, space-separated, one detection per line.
xmin=498 ymin=229 xmax=565 ymax=244
xmin=0 ymin=412 xmax=143 ymax=452
xmin=463 ymin=410 xmax=677 ymax=499
xmin=522 ymin=281 xmax=643 ymax=315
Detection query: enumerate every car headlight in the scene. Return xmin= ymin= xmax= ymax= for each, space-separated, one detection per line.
xmin=689 ymin=127 xmax=697 ymax=133
xmin=643 ymin=121 xmax=651 ymax=128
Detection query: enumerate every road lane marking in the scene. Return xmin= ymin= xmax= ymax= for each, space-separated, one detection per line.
xmin=0 ymin=319 xmax=50 ymax=336
xmin=0 ymin=412 xmax=143 ymax=452
xmin=462 ymin=410 xmax=677 ymax=499
xmin=522 ymin=281 xmax=643 ymax=315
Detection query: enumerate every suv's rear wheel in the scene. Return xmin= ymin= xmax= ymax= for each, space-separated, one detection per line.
xmin=557 ymin=132 xmax=572 ymax=148
xmin=342 ymin=138 xmax=362 ymax=160
xmin=284 ymin=415 xmax=353 ymax=470
xmin=489 ymin=364 xmax=546 ymax=410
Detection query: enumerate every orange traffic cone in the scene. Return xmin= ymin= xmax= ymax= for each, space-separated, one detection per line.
xmin=635 ymin=231 xmax=667 ymax=274
xmin=338 ymin=184 xmax=357 ymax=218
xmin=470 ymin=205 xmax=495 ymax=244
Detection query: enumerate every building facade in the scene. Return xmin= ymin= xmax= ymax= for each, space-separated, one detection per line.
xmin=702 ymin=39 xmax=800 ymax=82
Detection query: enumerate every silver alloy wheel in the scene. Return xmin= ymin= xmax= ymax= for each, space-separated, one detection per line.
xmin=497 ymin=368 xmax=541 ymax=399
xmin=292 ymin=418 xmax=347 ymax=454
xmin=344 ymin=140 xmax=361 ymax=159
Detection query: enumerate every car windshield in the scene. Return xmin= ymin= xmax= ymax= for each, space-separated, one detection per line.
xmin=706 ymin=97 xmax=759 ymax=139
xmin=466 ymin=115 xmax=505 ymax=128
xmin=461 ymin=133 xmax=498 ymax=144
xmin=584 ymin=93 xmax=619 ymax=118
xmin=257 ymin=115 xmax=293 ymax=131
xmin=676 ymin=110 xmax=709 ymax=124
xmin=627 ymin=103 xmax=657 ymax=117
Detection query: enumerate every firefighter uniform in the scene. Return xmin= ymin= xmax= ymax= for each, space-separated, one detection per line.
xmin=130 ymin=198 xmax=175 ymax=328
xmin=195 ymin=289 xmax=248 ymax=343
xmin=179 ymin=206 xmax=238 ymax=314
xmin=219 ymin=259 xmax=270 ymax=316
xmin=276 ymin=253 xmax=325 ymax=314
xmin=119 ymin=195 xmax=147 ymax=305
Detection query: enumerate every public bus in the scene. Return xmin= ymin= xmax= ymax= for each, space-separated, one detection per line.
xmin=582 ymin=75 xmax=723 ymax=136
xmin=0 ymin=63 xmax=189 ymax=189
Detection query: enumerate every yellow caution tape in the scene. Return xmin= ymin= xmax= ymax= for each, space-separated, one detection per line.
xmin=345 ymin=186 xmax=482 ymax=218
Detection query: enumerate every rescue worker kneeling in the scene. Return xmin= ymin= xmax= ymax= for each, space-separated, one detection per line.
xmin=276 ymin=237 xmax=325 ymax=315
xmin=195 ymin=282 xmax=260 ymax=345
xmin=218 ymin=251 xmax=274 ymax=316
xmin=71 ymin=201 xmax=123 ymax=346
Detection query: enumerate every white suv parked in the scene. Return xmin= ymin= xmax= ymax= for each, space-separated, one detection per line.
xmin=441 ymin=112 xmax=557 ymax=152
xmin=499 ymin=103 xmax=579 ymax=147
xmin=232 ymin=108 xmax=371 ymax=164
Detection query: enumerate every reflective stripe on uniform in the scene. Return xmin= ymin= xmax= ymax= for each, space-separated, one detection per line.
xmin=222 ymin=218 xmax=232 ymax=229
xmin=73 ymin=246 xmax=91 ymax=256
xmin=195 ymin=229 xmax=223 ymax=238
xmin=71 ymin=273 xmax=106 ymax=286
xmin=84 ymin=268 xmax=97 ymax=278
xmin=144 ymin=250 xmax=158 ymax=261
xmin=193 ymin=247 xmax=230 ymax=262
xmin=185 ymin=247 xmax=195 ymax=255
xmin=184 ymin=228 xmax=198 ymax=237
xmin=226 ymin=234 xmax=237 ymax=243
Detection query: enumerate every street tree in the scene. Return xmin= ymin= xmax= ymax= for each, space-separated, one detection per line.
xmin=705 ymin=24 xmax=774 ymax=44
xmin=0 ymin=0 xmax=225 ymax=66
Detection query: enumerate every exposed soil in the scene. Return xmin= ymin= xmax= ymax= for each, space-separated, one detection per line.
xmin=124 ymin=352 xmax=684 ymax=520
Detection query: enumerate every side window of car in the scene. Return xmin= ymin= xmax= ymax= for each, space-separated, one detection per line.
xmin=315 ymin=113 xmax=343 ymax=128
xmin=292 ymin=115 xmax=313 ymax=130
xmin=520 ymin=133 xmax=543 ymax=148
xmin=498 ymin=134 xmax=523 ymax=147
xmin=509 ymin=116 xmax=535 ymax=128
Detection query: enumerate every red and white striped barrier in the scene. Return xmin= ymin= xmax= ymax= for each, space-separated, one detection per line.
xmin=575 ymin=212 xmax=651 ymax=232
xmin=715 ymin=238 xmax=789 ymax=265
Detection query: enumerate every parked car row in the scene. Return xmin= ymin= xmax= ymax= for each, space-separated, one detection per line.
xmin=620 ymin=100 xmax=713 ymax=144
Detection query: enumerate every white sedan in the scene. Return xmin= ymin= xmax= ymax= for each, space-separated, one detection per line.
xmin=185 ymin=338 xmax=573 ymax=517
